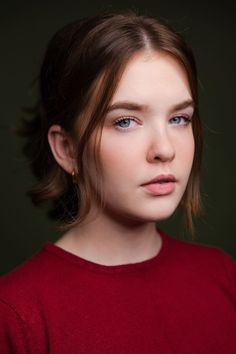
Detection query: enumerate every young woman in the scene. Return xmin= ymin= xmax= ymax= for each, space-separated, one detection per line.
xmin=0 ymin=11 xmax=236 ymax=353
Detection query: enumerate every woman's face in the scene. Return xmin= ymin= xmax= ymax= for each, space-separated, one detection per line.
xmin=87 ymin=50 xmax=195 ymax=224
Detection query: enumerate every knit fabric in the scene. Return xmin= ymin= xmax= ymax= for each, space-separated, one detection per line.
xmin=1 ymin=229 xmax=236 ymax=354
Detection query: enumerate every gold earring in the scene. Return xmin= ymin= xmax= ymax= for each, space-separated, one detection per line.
xmin=71 ymin=169 xmax=78 ymax=184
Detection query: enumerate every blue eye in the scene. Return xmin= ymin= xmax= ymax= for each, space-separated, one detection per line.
xmin=170 ymin=115 xmax=191 ymax=125
xmin=117 ymin=118 xmax=131 ymax=128
xmin=114 ymin=117 xmax=137 ymax=130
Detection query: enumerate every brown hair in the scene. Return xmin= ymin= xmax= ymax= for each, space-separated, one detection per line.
xmin=19 ymin=10 xmax=203 ymax=237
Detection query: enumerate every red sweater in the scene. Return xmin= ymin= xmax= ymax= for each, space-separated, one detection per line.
xmin=0 ymin=229 xmax=236 ymax=354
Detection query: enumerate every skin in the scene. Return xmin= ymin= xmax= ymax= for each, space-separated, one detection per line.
xmin=48 ymin=50 xmax=195 ymax=265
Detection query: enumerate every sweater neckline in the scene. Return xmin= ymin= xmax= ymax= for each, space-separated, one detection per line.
xmin=43 ymin=228 xmax=170 ymax=274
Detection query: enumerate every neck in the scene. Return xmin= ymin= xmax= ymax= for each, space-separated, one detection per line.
xmin=56 ymin=208 xmax=162 ymax=266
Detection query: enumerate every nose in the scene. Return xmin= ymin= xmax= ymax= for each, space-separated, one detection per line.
xmin=146 ymin=127 xmax=175 ymax=163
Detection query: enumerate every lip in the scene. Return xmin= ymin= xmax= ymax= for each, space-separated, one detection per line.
xmin=142 ymin=174 xmax=177 ymax=185
xmin=141 ymin=174 xmax=177 ymax=196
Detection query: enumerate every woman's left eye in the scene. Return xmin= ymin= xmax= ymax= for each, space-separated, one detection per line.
xmin=170 ymin=115 xmax=191 ymax=125
xmin=113 ymin=117 xmax=138 ymax=130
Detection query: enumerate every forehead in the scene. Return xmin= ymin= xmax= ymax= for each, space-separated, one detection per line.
xmin=110 ymin=50 xmax=192 ymax=107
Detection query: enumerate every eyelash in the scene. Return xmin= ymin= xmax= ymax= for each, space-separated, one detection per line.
xmin=113 ymin=115 xmax=192 ymax=131
xmin=170 ymin=115 xmax=192 ymax=125
xmin=113 ymin=117 xmax=139 ymax=131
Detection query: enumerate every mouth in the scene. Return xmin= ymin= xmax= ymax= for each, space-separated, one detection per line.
xmin=141 ymin=174 xmax=177 ymax=196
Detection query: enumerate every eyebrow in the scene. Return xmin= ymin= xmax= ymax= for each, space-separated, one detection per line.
xmin=170 ymin=99 xmax=195 ymax=112
xmin=106 ymin=99 xmax=195 ymax=114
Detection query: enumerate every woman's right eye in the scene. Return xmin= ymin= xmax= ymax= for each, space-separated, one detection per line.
xmin=113 ymin=117 xmax=138 ymax=131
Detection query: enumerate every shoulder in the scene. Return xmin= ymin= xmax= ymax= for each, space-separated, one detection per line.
xmin=0 ymin=244 xmax=61 ymax=353
xmin=1 ymin=244 xmax=52 ymax=290
xmin=161 ymin=228 xmax=235 ymax=262
xmin=0 ymin=243 xmax=67 ymax=315
xmin=160 ymin=229 xmax=236 ymax=283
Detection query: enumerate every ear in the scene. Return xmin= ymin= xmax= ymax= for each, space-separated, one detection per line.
xmin=47 ymin=125 xmax=77 ymax=174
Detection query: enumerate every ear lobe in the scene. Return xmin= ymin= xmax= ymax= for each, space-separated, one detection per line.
xmin=47 ymin=124 xmax=77 ymax=174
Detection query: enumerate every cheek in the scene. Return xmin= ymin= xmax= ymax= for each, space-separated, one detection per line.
xmin=178 ymin=132 xmax=195 ymax=167
xmin=99 ymin=135 xmax=141 ymax=176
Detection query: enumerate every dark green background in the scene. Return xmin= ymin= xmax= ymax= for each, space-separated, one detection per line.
xmin=1 ymin=0 xmax=235 ymax=276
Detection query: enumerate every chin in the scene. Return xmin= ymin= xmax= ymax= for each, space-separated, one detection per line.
xmin=123 ymin=208 xmax=177 ymax=224
xmin=146 ymin=212 xmax=175 ymax=223
xmin=104 ymin=198 xmax=179 ymax=224
xmin=142 ymin=201 xmax=179 ymax=220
